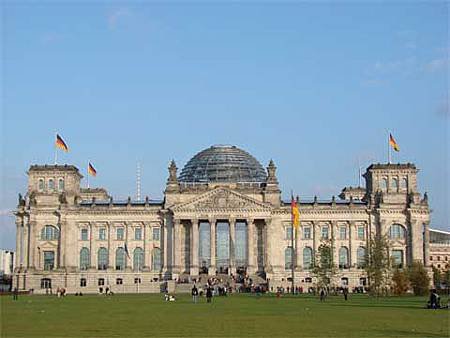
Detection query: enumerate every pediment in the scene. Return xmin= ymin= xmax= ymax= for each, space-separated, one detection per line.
xmin=170 ymin=188 xmax=272 ymax=213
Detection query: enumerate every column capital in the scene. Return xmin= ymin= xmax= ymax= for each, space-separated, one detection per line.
xmin=264 ymin=218 xmax=272 ymax=226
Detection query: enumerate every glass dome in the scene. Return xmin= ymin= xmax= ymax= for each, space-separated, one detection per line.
xmin=179 ymin=145 xmax=267 ymax=183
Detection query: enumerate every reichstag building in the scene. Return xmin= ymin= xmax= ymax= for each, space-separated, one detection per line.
xmin=14 ymin=145 xmax=433 ymax=293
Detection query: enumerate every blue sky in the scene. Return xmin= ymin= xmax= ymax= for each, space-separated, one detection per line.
xmin=1 ymin=2 xmax=448 ymax=250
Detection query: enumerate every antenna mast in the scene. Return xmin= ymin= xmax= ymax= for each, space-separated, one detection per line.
xmin=136 ymin=162 xmax=141 ymax=201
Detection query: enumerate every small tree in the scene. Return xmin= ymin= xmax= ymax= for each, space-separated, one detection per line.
xmin=432 ymin=266 xmax=441 ymax=289
xmin=408 ymin=261 xmax=430 ymax=296
xmin=313 ymin=239 xmax=337 ymax=290
xmin=365 ymin=235 xmax=391 ymax=297
xmin=391 ymin=268 xmax=409 ymax=295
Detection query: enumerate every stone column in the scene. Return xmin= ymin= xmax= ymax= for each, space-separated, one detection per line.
xmin=264 ymin=219 xmax=272 ymax=273
xmin=28 ymin=220 xmax=36 ymax=269
xmin=423 ymin=221 xmax=430 ymax=266
xmin=173 ymin=219 xmax=182 ymax=275
xmin=331 ymin=221 xmax=338 ymax=267
xmin=22 ymin=216 xmax=29 ymax=269
xmin=229 ymin=218 xmax=236 ymax=275
xmin=312 ymin=221 xmax=319 ymax=266
xmin=209 ymin=218 xmax=216 ymax=275
xmin=125 ymin=222 xmax=130 ymax=270
xmin=296 ymin=221 xmax=302 ymax=270
xmin=15 ymin=216 xmax=23 ymax=270
xmin=107 ymin=222 xmax=112 ymax=270
xmin=143 ymin=222 xmax=149 ymax=271
xmin=88 ymin=222 xmax=93 ymax=269
xmin=247 ymin=218 xmax=256 ymax=275
xmin=349 ymin=222 xmax=357 ymax=268
xmin=190 ymin=219 xmax=199 ymax=276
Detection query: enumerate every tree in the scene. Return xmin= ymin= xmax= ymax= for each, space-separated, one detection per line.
xmin=408 ymin=261 xmax=430 ymax=296
xmin=365 ymin=235 xmax=391 ymax=297
xmin=391 ymin=268 xmax=409 ymax=295
xmin=432 ymin=266 xmax=441 ymax=289
xmin=313 ymin=239 xmax=337 ymax=290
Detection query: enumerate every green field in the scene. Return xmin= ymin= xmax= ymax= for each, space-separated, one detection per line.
xmin=1 ymin=293 xmax=448 ymax=337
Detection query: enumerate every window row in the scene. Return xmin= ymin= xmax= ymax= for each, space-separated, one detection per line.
xmin=379 ymin=177 xmax=408 ymax=192
xmin=284 ymin=246 xmax=367 ymax=270
xmin=80 ymin=247 xmax=162 ymax=271
xmin=80 ymin=227 xmax=160 ymax=241
xmin=285 ymin=225 xmax=366 ymax=240
xmin=38 ymin=178 xmax=65 ymax=192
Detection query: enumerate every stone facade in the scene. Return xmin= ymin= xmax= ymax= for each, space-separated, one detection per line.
xmin=14 ymin=146 xmax=432 ymax=293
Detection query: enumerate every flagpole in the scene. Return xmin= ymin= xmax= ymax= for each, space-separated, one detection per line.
xmin=388 ymin=131 xmax=392 ymax=164
xmin=87 ymin=161 xmax=90 ymax=189
xmin=291 ymin=190 xmax=295 ymax=295
xmin=54 ymin=133 xmax=58 ymax=165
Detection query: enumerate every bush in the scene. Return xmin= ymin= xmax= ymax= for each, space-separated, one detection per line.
xmin=408 ymin=262 xmax=430 ymax=296
xmin=392 ymin=268 xmax=409 ymax=295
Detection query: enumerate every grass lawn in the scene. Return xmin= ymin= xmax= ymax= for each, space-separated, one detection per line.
xmin=1 ymin=293 xmax=448 ymax=337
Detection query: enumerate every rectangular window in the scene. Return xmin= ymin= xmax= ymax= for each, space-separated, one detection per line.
xmin=321 ymin=226 xmax=329 ymax=239
xmin=357 ymin=226 xmax=365 ymax=240
xmin=339 ymin=226 xmax=347 ymax=240
xmin=392 ymin=250 xmax=403 ymax=268
xmin=135 ymin=227 xmax=142 ymax=240
xmin=98 ymin=278 xmax=105 ymax=286
xmin=303 ymin=226 xmax=311 ymax=240
xmin=134 ymin=278 xmax=141 ymax=284
xmin=116 ymin=278 xmax=123 ymax=285
xmin=116 ymin=227 xmax=124 ymax=240
xmin=99 ymin=228 xmax=106 ymax=240
xmin=285 ymin=226 xmax=293 ymax=240
xmin=152 ymin=228 xmax=160 ymax=241
xmin=80 ymin=278 xmax=87 ymax=287
xmin=43 ymin=251 xmax=55 ymax=271
xmin=81 ymin=229 xmax=88 ymax=241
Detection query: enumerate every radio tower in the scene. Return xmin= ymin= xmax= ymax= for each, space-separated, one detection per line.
xmin=136 ymin=162 xmax=141 ymax=201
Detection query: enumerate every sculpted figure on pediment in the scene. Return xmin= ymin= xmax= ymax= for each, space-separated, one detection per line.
xmin=196 ymin=190 xmax=249 ymax=209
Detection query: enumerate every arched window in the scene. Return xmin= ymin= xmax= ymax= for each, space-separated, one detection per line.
xmin=380 ymin=177 xmax=388 ymax=191
xmin=285 ymin=247 xmax=293 ymax=270
xmin=401 ymin=177 xmax=408 ymax=190
xmin=48 ymin=179 xmax=55 ymax=191
xmin=115 ymin=247 xmax=125 ymax=271
xmin=38 ymin=178 xmax=45 ymax=191
xmin=133 ymin=247 xmax=144 ymax=271
xmin=303 ymin=247 xmax=313 ymax=269
xmin=97 ymin=247 xmax=108 ymax=270
xmin=339 ymin=247 xmax=349 ymax=269
xmin=41 ymin=225 xmax=59 ymax=240
xmin=389 ymin=224 xmax=405 ymax=239
xmin=392 ymin=178 xmax=399 ymax=192
xmin=357 ymin=246 xmax=366 ymax=268
xmin=152 ymin=248 xmax=161 ymax=271
xmin=58 ymin=178 xmax=65 ymax=191
xmin=80 ymin=247 xmax=90 ymax=270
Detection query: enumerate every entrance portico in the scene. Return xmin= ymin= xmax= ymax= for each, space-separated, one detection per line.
xmin=172 ymin=216 xmax=270 ymax=278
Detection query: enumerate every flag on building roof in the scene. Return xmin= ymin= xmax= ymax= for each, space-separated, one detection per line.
xmin=88 ymin=162 xmax=97 ymax=177
xmin=55 ymin=134 xmax=69 ymax=152
xmin=291 ymin=195 xmax=300 ymax=229
xmin=389 ymin=133 xmax=400 ymax=152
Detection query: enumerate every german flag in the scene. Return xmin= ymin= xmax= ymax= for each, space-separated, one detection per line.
xmin=88 ymin=162 xmax=97 ymax=177
xmin=55 ymin=134 xmax=69 ymax=152
xmin=389 ymin=133 xmax=400 ymax=152
xmin=291 ymin=196 xmax=300 ymax=229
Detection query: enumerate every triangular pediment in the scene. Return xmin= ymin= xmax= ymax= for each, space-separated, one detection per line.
xmin=170 ymin=188 xmax=272 ymax=213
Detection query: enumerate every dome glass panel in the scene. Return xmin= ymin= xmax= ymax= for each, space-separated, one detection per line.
xmin=179 ymin=145 xmax=267 ymax=183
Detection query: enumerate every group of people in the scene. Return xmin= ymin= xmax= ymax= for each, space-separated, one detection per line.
xmin=56 ymin=287 xmax=67 ymax=298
